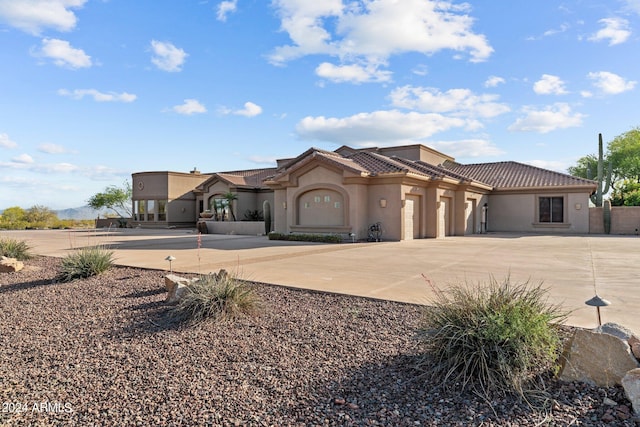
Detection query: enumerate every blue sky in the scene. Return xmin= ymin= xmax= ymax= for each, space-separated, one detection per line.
xmin=1 ymin=0 xmax=639 ymax=210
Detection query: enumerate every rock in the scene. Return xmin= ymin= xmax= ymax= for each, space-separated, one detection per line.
xmin=603 ymin=397 xmax=617 ymax=406
xmin=632 ymin=343 xmax=640 ymax=361
xmin=559 ymin=329 xmax=640 ymax=387
xmin=0 ymin=256 xmax=24 ymax=272
xmin=164 ymin=274 xmax=196 ymax=304
xmin=598 ymin=322 xmax=634 ymax=341
xmin=622 ymin=369 xmax=640 ymax=416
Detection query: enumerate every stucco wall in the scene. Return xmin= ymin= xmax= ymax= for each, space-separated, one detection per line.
xmin=132 ymin=171 xmax=209 ymax=225
xmin=203 ymin=221 xmax=264 ymax=235
xmin=488 ymin=192 xmax=591 ymax=233
xmin=590 ymin=206 xmax=640 ymax=234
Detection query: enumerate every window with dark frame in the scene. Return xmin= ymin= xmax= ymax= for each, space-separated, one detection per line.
xmin=539 ymin=196 xmax=563 ymax=223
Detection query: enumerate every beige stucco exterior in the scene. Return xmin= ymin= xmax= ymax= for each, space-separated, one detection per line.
xmin=131 ymin=144 xmax=597 ymax=239
xmin=132 ymin=171 xmax=212 ymax=227
xmin=487 ymin=190 xmax=591 ymax=233
xmin=266 ymin=159 xmax=493 ymax=241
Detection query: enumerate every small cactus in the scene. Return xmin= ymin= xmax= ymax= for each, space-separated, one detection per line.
xmin=603 ymin=199 xmax=611 ymax=234
xmin=263 ymin=200 xmax=272 ymax=235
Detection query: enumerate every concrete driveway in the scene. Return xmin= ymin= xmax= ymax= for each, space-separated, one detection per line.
xmin=2 ymin=228 xmax=639 ymax=332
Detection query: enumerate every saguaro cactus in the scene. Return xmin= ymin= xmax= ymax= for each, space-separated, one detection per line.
xmin=587 ymin=133 xmax=612 ymax=207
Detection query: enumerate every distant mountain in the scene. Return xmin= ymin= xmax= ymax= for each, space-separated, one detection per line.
xmin=55 ymin=206 xmax=112 ymax=220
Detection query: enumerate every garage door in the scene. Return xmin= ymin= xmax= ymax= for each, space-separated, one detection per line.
xmin=404 ymin=195 xmax=421 ymax=240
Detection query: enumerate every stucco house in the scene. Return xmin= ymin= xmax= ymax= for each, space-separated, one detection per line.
xmin=132 ymin=144 xmax=596 ymax=240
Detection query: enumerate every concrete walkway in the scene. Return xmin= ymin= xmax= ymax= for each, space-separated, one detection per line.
xmin=2 ymin=228 xmax=639 ymax=332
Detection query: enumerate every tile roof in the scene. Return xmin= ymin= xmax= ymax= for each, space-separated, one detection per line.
xmin=199 ymin=168 xmax=277 ymax=189
xmin=443 ymin=161 xmax=597 ymax=190
xmin=347 ymin=151 xmax=409 ymax=175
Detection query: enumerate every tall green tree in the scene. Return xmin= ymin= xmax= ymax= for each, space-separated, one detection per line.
xmin=607 ymin=126 xmax=640 ymax=183
xmin=567 ymin=154 xmax=599 ymax=180
xmin=87 ymin=182 xmax=133 ymax=217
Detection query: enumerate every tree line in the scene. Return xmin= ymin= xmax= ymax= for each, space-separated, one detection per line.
xmin=568 ymin=127 xmax=640 ymax=206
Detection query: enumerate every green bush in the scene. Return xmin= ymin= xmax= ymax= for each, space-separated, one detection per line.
xmin=418 ymin=276 xmax=567 ymax=399
xmin=172 ymin=272 xmax=261 ymax=323
xmin=59 ymin=245 xmax=114 ymax=282
xmin=0 ymin=238 xmax=33 ymax=260
xmin=268 ymin=232 xmax=342 ymax=243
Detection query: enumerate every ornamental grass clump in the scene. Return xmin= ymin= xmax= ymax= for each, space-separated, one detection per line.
xmin=418 ymin=276 xmax=567 ymax=400
xmin=59 ymin=245 xmax=114 ymax=282
xmin=172 ymin=272 xmax=260 ymax=324
xmin=0 ymin=238 xmax=33 ymax=260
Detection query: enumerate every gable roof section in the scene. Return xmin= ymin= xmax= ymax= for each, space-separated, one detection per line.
xmin=196 ymin=167 xmax=277 ymax=191
xmin=443 ymin=161 xmax=597 ymax=190
xmin=269 ymin=148 xmax=370 ymax=181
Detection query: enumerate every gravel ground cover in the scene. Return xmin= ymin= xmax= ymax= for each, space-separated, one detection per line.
xmin=0 ymin=256 xmax=637 ymax=426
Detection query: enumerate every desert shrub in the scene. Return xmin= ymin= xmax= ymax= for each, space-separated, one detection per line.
xmin=268 ymin=232 xmax=342 ymax=243
xmin=172 ymin=272 xmax=261 ymax=323
xmin=59 ymin=245 xmax=114 ymax=282
xmin=0 ymin=238 xmax=33 ymax=260
xmin=417 ymin=276 xmax=567 ymax=399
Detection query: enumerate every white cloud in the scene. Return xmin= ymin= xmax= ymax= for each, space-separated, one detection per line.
xmin=315 ymin=62 xmax=392 ymax=84
xmin=533 ymin=74 xmax=568 ymax=95
xmin=588 ymin=18 xmax=631 ymax=45
xmin=58 ymin=88 xmax=136 ymax=102
xmin=217 ymin=0 xmax=238 ymax=21
xmin=38 ymin=143 xmax=67 ymax=154
xmin=36 ymin=38 xmax=92 ymax=69
xmin=430 ymin=139 xmax=504 ymax=158
xmin=150 ymin=40 xmax=187 ymax=72
xmin=542 ymin=23 xmax=570 ymax=37
xmin=587 ymin=71 xmax=636 ymax=94
xmin=0 ymin=0 xmax=86 ymax=35
xmin=0 ymin=133 xmax=17 ymax=149
xmin=269 ymin=0 xmax=492 ymax=78
xmin=11 ymin=153 xmax=34 ymax=164
xmin=172 ymin=99 xmax=207 ymax=115
xmin=295 ymin=110 xmax=468 ymax=146
xmin=620 ymin=0 xmax=640 ymax=14
xmin=508 ymin=103 xmax=585 ymax=133
xmin=484 ymin=76 xmax=505 ymax=88
xmin=221 ymin=101 xmax=262 ymax=117
xmin=389 ymin=86 xmax=510 ymax=119
xmin=248 ymin=155 xmax=278 ymax=165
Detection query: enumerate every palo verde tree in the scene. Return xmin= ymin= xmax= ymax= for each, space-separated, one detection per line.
xmin=87 ymin=181 xmax=133 ymax=217
xmin=25 ymin=205 xmax=58 ymax=224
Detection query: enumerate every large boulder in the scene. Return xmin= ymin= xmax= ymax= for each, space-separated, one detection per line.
xmin=559 ymin=328 xmax=640 ymax=387
xmin=0 ymin=256 xmax=24 ymax=273
xmin=164 ymin=274 xmax=196 ymax=304
xmin=622 ymin=369 xmax=640 ymax=416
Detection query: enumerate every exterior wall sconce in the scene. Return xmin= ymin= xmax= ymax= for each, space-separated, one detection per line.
xmin=575 ymin=203 xmax=582 ymax=210
xmin=379 ymin=199 xmax=387 ymax=208
xmin=282 ymin=202 xmax=287 ymax=209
